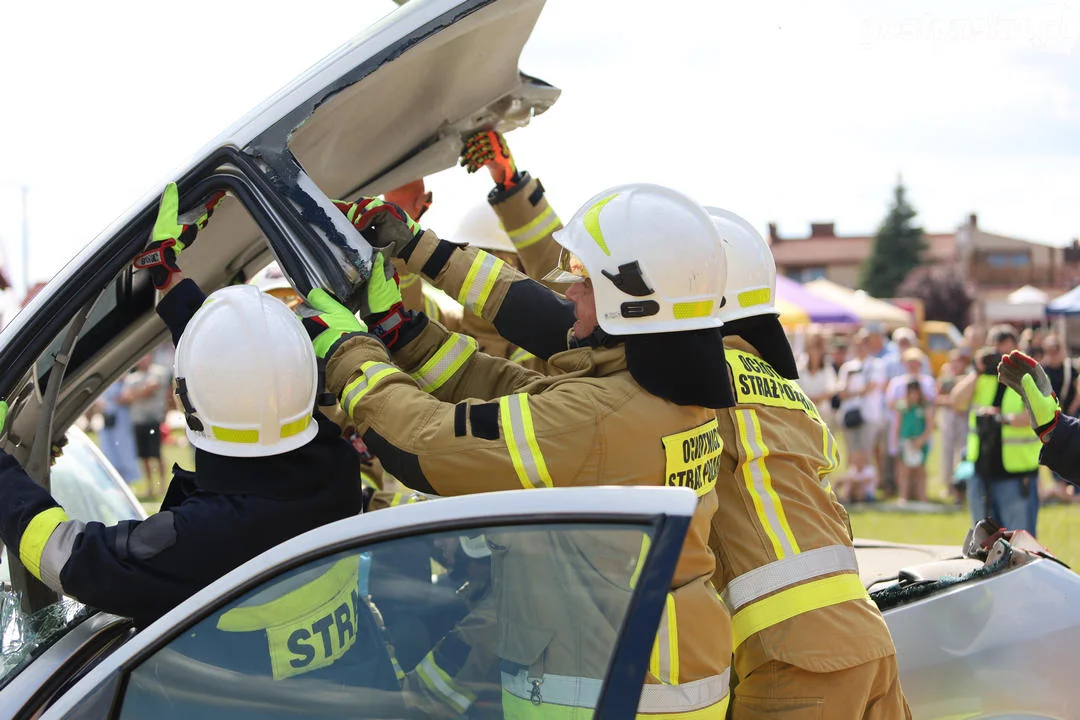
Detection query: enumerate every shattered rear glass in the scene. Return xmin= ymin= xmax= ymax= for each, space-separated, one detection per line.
xmin=1 ymin=587 xmax=90 ymax=689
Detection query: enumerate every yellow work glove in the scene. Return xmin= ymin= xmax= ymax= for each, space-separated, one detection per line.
xmin=998 ymin=350 xmax=1061 ymax=441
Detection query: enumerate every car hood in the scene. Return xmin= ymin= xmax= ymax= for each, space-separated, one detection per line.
xmin=0 ymin=0 xmax=557 ymax=442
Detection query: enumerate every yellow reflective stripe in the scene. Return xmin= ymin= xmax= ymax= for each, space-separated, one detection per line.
xmin=423 ymin=294 xmax=440 ymax=320
xmin=399 ymin=272 xmax=420 ymax=289
xmin=360 ymin=472 xmax=379 ymax=491
xmin=390 ymin=492 xmax=420 ymax=507
xmin=737 ymin=288 xmax=771 ymax=308
xmin=509 ymin=347 xmax=536 ymax=364
xmin=584 ymin=194 xmax=618 ymax=256
xmin=629 ymin=535 xmax=652 ymax=589
xmin=721 ymin=545 xmax=860 ymax=612
xmin=341 ymin=362 xmax=402 ymax=416
xmin=457 ymin=252 xmax=504 ymax=315
xmin=211 ymin=426 xmax=259 ymax=443
xmin=507 ymin=206 xmax=561 ymax=250
xmin=735 ymin=409 xmax=800 ymax=559
xmin=819 ymin=423 xmax=838 ymax=493
xmin=672 ymin=301 xmax=714 ymax=319
xmin=280 ymin=416 xmax=311 ymax=439
xmin=19 ymin=507 xmax=69 ymax=581
xmin=499 ymin=394 xmax=553 ymax=489
xmin=410 ymin=334 xmax=477 ymax=392
xmin=416 ymin=652 xmax=474 ymax=713
xmin=731 ymin=573 xmax=870 ymax=649
xmin=654 ymin=594 xmax=679 ymax=684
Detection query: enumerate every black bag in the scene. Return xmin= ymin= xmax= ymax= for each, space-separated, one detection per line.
xmin=843 ymin=407 xmax=864 ymax=429
xmin=102 ymin=413 xmax=117 ymax=429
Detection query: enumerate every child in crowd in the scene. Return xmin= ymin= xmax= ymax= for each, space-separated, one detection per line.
xmin=894 ymin=380 xmax=932 ymax=503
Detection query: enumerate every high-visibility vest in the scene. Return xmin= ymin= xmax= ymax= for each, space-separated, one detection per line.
xmin=966 ymin=374 xmax=1041 ymax=475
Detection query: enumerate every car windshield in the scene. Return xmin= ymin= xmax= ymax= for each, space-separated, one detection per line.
xmin=0 ymin=429 xmax=143 ymax=689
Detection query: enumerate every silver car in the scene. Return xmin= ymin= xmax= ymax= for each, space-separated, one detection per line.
xmin=0 ymin=0 xmax=1077 ymax=717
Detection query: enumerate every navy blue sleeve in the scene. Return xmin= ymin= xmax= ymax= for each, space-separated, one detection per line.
xmin=0 ymin=451 xmax=61 ymax=551
xmin=1040 ymin=414 xmax=1080 ymax=485
xmin=156 ymin=278 xmax=207 ymax=346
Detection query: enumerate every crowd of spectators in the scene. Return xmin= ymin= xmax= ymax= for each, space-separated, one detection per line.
xmin=796 ymin=322 xmax=1080 ymax=522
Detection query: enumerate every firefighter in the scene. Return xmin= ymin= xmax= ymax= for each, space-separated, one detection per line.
xmin=304 ymin=183 xmax=736 ymax=717
xmin=998 ymin=349 xmax=1079 ymax=484
xmin=0 ymin=183 xmax=365 ymax=631
xmin=702 ymin=207 xmax=911 ymax=718
xmin=377 ymin=129 xmax=565 ymax=370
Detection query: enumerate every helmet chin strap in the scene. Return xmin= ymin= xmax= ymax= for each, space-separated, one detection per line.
xmin=568 ymin=324 xmax=618 ymax=350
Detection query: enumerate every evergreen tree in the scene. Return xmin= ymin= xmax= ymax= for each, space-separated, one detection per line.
xmin=860 ymin=179 xmax=927 ymax=298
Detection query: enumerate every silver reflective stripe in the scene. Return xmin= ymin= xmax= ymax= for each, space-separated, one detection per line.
xmin=638 ymin=671 xmax=731 ymax=713
xmin=417 ymin=654 xmax=471 ymax=712
xmin=341 ymin=362 xmax=398 ymax=414
xmin=720 ymin=544 xmax=860 ymax=612
xmin=502 ymin=669 xmax=730 ymax=713
xmin=508 ymin=206 xmax=560 ymax=249
xmin=411 ymin=334 xmax=477 ymax=392
xmin=500 ymin=394 xmax=553 ymax=489
xmin=737 ymin=409 xmax=797 ymax=558
xmin=39 ymin=519 xmax=86 ymax=593
xmin=501 ymin=670 xmax=601 ymax=708
xmin=1003 ymin=437 xmax=1039 ymax=445
xmin=460 ymin=253 xmax=502 ymax=315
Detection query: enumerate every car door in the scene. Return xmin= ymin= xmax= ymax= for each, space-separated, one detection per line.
xmin=0 ymin=0 xmax=557 ymax=615
xmin=35 ymin=486 xmax=694 ymax=720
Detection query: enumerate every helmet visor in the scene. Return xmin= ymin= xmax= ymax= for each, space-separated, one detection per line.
xmin=543 ymin=247 xmax=589 ymax=285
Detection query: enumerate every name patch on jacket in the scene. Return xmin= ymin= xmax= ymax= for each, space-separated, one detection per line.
xmin=728 ymin=349 xmax=821 ymax=420
xmin=217 ymin=556 xmax=362 ymax=680
xmin=662 ymin=419 xmax=723 ymax=496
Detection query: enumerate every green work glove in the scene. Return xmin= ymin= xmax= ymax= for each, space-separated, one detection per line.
xmin=301 ymin=289 xmax=367 ymax=360
xmin=332 ymin=197 xmax=422 ymax=259
xmin=998 ymin=350 xmax=1060 ymax=441
xmin=365 ymin=252 xmax=402 ymax=316
xmin=0 ymin=400 xmax=7 ymax=435
xmin=133 ymin=183 xmax=225 ymax=289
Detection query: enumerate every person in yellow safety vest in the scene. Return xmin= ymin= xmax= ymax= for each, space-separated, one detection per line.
xmin=700 ymin=208 xmax=911 ymax=718
xmin=383 ymin=129 xmax=566 ymax=371
xmin=951 ymin=326 xmax=1042 ymax=534
xmin=302 ymin=183 xmax=737 ymax=718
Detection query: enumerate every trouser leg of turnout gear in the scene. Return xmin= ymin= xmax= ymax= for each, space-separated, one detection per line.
xmin=730 ymin=657 xmax=911 ymax=720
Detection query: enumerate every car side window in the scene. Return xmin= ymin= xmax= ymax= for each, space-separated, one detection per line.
xmin=115 ymin=522 xmax=652 ymax=720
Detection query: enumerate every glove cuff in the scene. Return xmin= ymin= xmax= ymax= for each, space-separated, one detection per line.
xmin=365 ymin=303 xmax=409 ymax=345
xmin=1037 ymin=410 xmax=1061 ymax=443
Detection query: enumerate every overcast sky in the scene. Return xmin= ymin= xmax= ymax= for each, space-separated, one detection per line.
xmin=1 ymin=0 xmax=1079 ymax=298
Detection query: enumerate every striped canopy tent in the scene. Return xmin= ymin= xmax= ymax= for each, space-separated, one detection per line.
xmin=804 ymin=279 xmax=913 ymax=329
xmin=775 ymin=275 xmax=859 ymax=327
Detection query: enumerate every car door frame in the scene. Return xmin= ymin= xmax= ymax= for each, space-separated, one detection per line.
xmin=36 ymin=486 xmax=696 ymax=720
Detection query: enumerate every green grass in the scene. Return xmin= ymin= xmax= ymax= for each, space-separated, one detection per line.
xmin=832 ymin=420 xmax=1080 ymax=568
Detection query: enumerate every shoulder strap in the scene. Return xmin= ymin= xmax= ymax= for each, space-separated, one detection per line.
xmin=992 ymin=381 xmax=1007 ymax=408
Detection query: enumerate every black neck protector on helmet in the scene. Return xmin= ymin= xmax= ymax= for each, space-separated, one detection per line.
xmin=722 ymin=314 xmax=799 ymax=380
xmin=624 ymin=327 xmax=735 ymax=409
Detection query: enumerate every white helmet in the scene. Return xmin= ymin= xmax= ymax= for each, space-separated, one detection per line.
xmin=545 ymin=184 xmax=726 ymax=335
xmin=705 ymin=207 xmax=777 ymax=323
xmin=455 ymin=203 xmax=515 ymax=253
xmin=174 ymin=285 xmax=319 ymax=457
